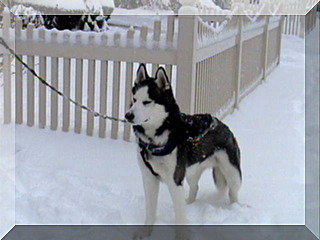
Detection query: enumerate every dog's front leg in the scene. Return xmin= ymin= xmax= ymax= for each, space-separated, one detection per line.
xmin=167 ymin=182 xmax=190 ymax=240
xmin=143 ymin=172 xmax=160 ymax=225
xmin=134 ymin=169 xmax=160 ymax=240
xmin=168 ymin=182 xmax=187 ymax=224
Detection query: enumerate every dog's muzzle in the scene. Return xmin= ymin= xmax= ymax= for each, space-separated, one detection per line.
xmin=125 ymin=112 xmax=135 ymax=123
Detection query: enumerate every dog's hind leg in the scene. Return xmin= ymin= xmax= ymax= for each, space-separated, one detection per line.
xmin=215 ymin=151 xmax=241 ymax=204
xmin=186 ymin=167 xmax=201 ymax=204
xmin=212 ymin=167 xmax=228 ymax=194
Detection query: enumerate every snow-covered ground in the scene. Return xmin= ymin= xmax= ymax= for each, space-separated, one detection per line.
xmin=0 ymin=29 xmax=309 ymax=227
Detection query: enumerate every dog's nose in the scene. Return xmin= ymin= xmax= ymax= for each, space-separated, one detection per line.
xmin=125 ymin=112 xmax=135 ymax=122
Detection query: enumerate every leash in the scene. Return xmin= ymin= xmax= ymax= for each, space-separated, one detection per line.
xmin=0 ymin=37 xmax=127 ymax=123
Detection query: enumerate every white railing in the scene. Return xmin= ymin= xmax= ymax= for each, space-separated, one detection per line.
xmin=1 ymin=8 xmax=283 ymax=141
xmin=189 ymin=14 xmax=282 ymax=116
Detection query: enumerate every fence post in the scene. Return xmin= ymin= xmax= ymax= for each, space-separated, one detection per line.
xmin=2 ymin=9 xmax=11 ymax=124
xmin=176 ymin=11 xmax=198 ymax=114
xmin=262 ymin=15 xmax=270 ymax=80
xmin=234 ymin=15 xmax=244 ymax=109
xmin=277 ymin=16 xmax=284 ymax=65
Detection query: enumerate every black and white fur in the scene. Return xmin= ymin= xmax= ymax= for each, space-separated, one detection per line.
xmin=126 ymin=64 xmax=242 ymax=239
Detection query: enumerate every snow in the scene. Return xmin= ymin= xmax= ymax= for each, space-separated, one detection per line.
xmin=0 ymin=123 xmax=15 ymax=238
xmin=98 ymin=0 xmax=114 ymax=8
xmin=194 ymin=0 xmax=222 ymax=10
xmin=10 ymin=4 xmax=42 ymax=15
xmin=111 ymin=7 xmax=174 ymax=16
xmin=2 ymin=32 xmax=307 ymax=226
xmin=14 ymin=0 xmax=108 ymax=12
xmin=0 ymin=12 xmax=313 ymax=230
xmin=0 ymin=89 xmax=15 ymax=237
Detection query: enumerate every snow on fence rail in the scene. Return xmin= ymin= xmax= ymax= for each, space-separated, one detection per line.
xmin=1 ymin=9 xmax=283 ymax=142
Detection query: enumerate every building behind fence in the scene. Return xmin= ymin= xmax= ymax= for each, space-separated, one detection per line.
xmin=0 ymin=3 xmax=317 ymax=142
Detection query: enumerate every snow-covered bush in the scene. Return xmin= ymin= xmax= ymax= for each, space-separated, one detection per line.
xmin=214 ymin=0 xmax=231 ymax=9
xmin=11 ymin=4 xmax=44 ymax=28
xmin=42 ymin=15 xmax=110 ymax=32
xmin=10 ymin=4 xmax=110 ymax=31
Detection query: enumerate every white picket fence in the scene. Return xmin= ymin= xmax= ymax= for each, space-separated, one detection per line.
xmin=1 ymin=8 xmax=283 ymax=141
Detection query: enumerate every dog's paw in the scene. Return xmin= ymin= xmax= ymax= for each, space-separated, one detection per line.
xmin=230 ymin=202 xmax=251 ymax=209
xmin=133 ymin=226 xmax=153 ymax=240
xmin=238 ymin=203 xmax=251 ymax=208
xmin=185 ymin=197 xmax=195 ymax=205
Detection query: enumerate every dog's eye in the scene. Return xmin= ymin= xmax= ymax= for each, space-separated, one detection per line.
xmin=143 ymin=101 xmax=152 ymax=105
xmin=133 ymin=98 xmax=137 ymax=103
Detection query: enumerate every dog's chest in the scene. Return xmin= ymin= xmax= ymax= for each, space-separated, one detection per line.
xmin=147 ymin=150 xmax=177 ymax=182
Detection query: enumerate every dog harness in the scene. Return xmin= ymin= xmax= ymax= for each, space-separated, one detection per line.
xmin=139 ymin=114 xmax=218 ymax=157
xmin=138 ymin=114 xmax=218 ymax=178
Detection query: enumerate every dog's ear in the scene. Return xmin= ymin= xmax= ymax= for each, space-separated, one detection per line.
xmin=155 ymin=67 xmax=170 ymax=90
xmin=135 ymin=63 xmax=149 ymax=84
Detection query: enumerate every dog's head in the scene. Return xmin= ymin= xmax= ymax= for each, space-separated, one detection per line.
xmin=125 ymin=64 xmax=178 ymax=127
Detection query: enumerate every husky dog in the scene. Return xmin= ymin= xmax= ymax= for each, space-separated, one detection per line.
xmin=126 ymin=64 xmax=242 ymax=239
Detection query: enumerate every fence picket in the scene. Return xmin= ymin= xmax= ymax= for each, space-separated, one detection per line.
xmin=111 ymin=61 xmax=121 ymax=139
xmin=27 ymin=24 xmax=35 ymax=126
xmin=204 ymin=58 xmax=209 ymax=112
xmin=234 ymin=16 xmax=243 ymax=109
xmin=15 ymin=19 xmax=23 ymax=124
xmin=111 ymin=34 xmax=122 ymax=139
xmin=99 ymin=60 xmax=108 ymax=138
xmin=200 ymin=60 xmax=204 ymax=113
xmin=62 ymin=44 xmax=71 ymax=132
xmin=39 ymin=28 xmax=47 ymax=128
xmin=75 ymin=34 xmax=84 ymax=134
xmin=140 ymin=25 xmax=148 ymax=52
xmin=2 ymin=10 xmax=11 ymax=124
xmin=209 ymin=57 xmax=214 ymax=112
xmin=195 ymin=63 xmax=199 ymax=113
xmin=165 ymin=16 xmax=175 ymax=82
xmin=152 ymin=21 xmax=161 ymax=76
xmin=124 ymin=28 xmax=135 ymax=141
xmin=50 ymin=31 xmax=59 ymax=130
xmin=87 ymin=34 xmax=96 ymax=136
